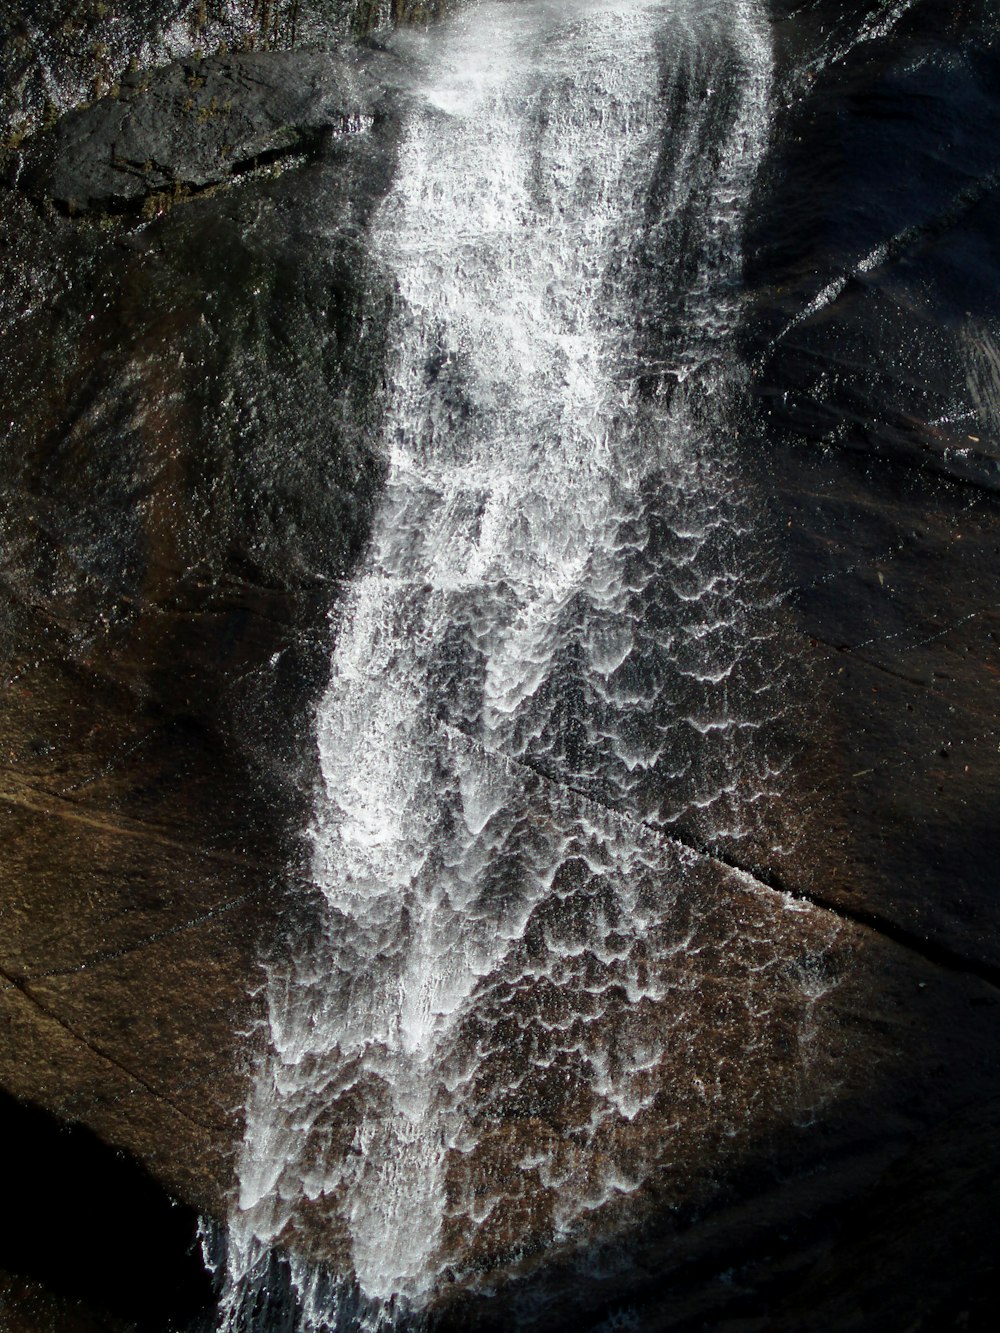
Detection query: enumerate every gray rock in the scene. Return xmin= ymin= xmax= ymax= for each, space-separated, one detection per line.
xmin=14 ymin=48 xmax=387 ymax=213
xmin=0 ymin=2 xmax=361 ymax=141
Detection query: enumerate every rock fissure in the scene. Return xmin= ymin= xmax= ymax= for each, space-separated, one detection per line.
xmin=7 ymin=886 xmax=270 ymax=986
xmin=805 ymin=631 xmax=974 ymax=689
xmin=730 ymin=861 xmax=1000 ymax=994
xmin=766 ymin=411 xmax=1000 ymax=501
xmin=0 ymin=959 xmax=221 ymax=1133
xmin=762 ymin=162 xmax=1000 ymax=359
xmin=805 ymin=631 xmax=933 ymax=687
xmin=0 ymin=782 xmax=270 ymax=869
xmin=850 ymin=606 xmax=990 ymax=655
xmin=4 ymin=47 xmax=394 ymax=219
xmin=432 ymin=718 xmax=1000 ymax=994
xmin=44 ymin=133 xmax=324 ymax=220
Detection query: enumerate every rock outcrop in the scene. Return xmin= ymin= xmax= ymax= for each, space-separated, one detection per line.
xmin=11 ymin=48 xmax=387 ymax=214
xmin=0 ymin=0 xmax=450 ymax=143
xmin=0 ymin=29 xmax=398 ymax=1309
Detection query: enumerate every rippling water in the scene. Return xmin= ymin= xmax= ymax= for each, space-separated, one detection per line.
xmin=219 ymin=2 xmax=810 ymax=1327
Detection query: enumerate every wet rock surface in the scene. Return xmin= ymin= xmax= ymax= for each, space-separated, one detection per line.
xmin=745 ymin=0 xmax=1000 ymax=972
xmin=0 ymin=0 xmax=447 ymax=141
xmin=11 ymin=48 xmax=389 ymax=214
xmin=0 ymin=11 xmax=396 ymax=1303
xmin=0 ymin=2 xmax=348 ymax=139
xmin=0 ymin=1 xmax=999 ymax=1331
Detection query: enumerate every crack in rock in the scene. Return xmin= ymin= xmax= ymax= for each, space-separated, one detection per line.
xmin=4 ymin=47 xmax=397 ymax=217
xmin=0 ymin=959 xmax=222 ymax=1133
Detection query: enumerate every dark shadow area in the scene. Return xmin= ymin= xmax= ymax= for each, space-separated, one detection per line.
xmin=423 ymin=924 xmax=1000 ymax=1331
xmin=0 ymin=1086 xmax=216 ymax=1328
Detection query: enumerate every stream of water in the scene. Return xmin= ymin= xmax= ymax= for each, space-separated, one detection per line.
xmin=219 ymin=1 xmax=785 ymax=1326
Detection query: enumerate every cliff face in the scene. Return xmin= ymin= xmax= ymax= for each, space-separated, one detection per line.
xmin=1 ymin=1 xmax=999 ymax=1330
xmin=745 ymin=0 xmax=1000 ymax=970
xmin=0 ymin=20 xmax=399 ymax=1313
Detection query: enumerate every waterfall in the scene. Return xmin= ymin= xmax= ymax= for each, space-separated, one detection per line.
xmin=220 ymin=1 xmax=783 ymax=1327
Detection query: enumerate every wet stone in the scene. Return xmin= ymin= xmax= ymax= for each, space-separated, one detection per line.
xmin=10 ymin=48 xmax=391 ymax=215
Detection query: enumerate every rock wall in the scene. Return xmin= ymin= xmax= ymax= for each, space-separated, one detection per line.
xmin=0 ymin=1 xmax=448 ymax=141
xmin=0 ymin=18 xmax=399 ymax=1308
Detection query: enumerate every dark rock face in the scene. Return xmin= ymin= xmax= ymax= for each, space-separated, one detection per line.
xmin=12 ymin=48 xmax=388 ymax=214
xmin=745 ymin=0 xmax=1000 ymax=973
xmin=0 ymin=24 xmax=398 ymax=1307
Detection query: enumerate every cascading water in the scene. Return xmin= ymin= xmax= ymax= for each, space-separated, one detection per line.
xmin=220 ymin=1 xmax=799 ymax=1327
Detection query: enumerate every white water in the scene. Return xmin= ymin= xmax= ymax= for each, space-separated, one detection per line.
xmin=221 ymin=1 xmax=784 ymax=1326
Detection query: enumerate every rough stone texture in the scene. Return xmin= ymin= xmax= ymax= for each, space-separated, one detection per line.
xmin=0 ymin=29 xmax=396 ymax=1295
xmin=11 ymin=48 xmax=388 ymax=213
xmin=745 ymin=0 xmax=1000 ymax=975
xmin=758 ymin=445 xmax=1000 ymax=973
xmin=0 ymin=0 xmax=448 ymax=142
